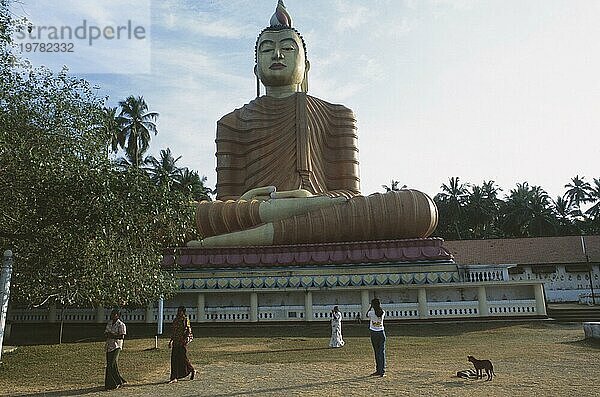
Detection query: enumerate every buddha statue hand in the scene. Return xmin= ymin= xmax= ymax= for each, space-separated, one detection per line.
xmin=240 ymin=186 xmax=316 ymax=201
xmin=239 ymin=186 xmax=277 ymax=201
xmin=259 ymin=194 xmax=347 ymax=223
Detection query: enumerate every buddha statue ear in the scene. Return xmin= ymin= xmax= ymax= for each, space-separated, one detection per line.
xmin=254 ymin=64 xmax=260 ymax=97
xmin=301 ymin=60 xmax=310 ymax=93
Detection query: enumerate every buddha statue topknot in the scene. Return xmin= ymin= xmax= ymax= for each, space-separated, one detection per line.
xmin=189 ymin=1 xmax=438 ymax=247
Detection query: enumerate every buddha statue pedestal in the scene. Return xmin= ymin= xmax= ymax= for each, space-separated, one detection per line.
xmin=162 ymin=238 xmax=547 ymax=323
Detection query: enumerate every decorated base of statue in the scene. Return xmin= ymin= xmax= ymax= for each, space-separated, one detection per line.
xmin=162 ymin=238 xmax=547 ymax=323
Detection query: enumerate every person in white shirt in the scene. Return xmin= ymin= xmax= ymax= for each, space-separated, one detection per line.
xmin=366 ymin=298 xmax=386 ymax=377
xmin=329 ymin=306 xmax=345 ymax=348
xmin=104 ymin=309 xmax=127 ymax=390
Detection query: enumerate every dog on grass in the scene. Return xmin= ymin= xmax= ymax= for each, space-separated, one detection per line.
xmin=467 ymin=355 xmax=494 ymax=381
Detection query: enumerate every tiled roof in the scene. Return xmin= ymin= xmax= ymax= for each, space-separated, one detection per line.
xmin=444 ymin=235 xmax=600 ymax=265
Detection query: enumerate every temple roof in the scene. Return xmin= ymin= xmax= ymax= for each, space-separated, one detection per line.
xmin=444 ymin=235 xmax=600 ymax=265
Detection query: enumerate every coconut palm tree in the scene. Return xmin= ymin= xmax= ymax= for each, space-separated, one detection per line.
xmin=585 ymin=178 xmax=600 ymax=221
xmin=552 ymin=196 xmax=579 ymax=235
xmin=382 ymin=180 xmax=407 ymax=192
xmin=465 ymin=180 xmax=501 ymax=238
xmin=114 ymin=154 xmax=150 ymax=171
xmin=178 ymin=169 xmax=213 ymax=201
xmin=435 ymin=177 xmax=469 ymax=239
xmin=528 ymin=186 xmax=557 ymax=236
xmin=501 ymin=182 xmax=556 ymax=237
xmin=145 ymin=148 xmax=183 ymax=189
xmin=102 ymin=107 xmax=124 ymax=155
xmin=564 ymin=175 xmax=592 ymax=216
xmin=118 ymin=96 xmax=158 ymax=167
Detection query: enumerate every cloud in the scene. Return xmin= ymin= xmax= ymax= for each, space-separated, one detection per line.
xmin=333 ymin=0 xmax=372 ymax=32
xmin=153 ymin=0 xmax=257 ymax=39
xmin=156 ymin=11 xmax=254 ymax=39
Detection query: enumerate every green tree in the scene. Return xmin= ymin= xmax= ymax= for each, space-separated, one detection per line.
xmin=178 ymin=169 xmax=213 ymax=202
xmin=552 ymin=196 xmax=579 ymax=235
xmin=382 ymin=180 xmax=406 ymax=192
xmin=564 ymin=175 xmax=592 ymax=217
xmin=118 ymin=95 xmax=158 ymax=167
xmin=464 ymin=180 xmax=501 ymax=238
xmin=500 ymin=183 xmax=556 ymax=237
xmin=146 ymin=148 xmax=183 ymax=189
xmin=584 ymin=178 xmax=600 ymax=233
xmin=434 ymin=177 xmax=469 ymax=239
xmin=103 ymin=106 xmax=124 ymax=155
xmin=0 ymin=5 xmax=192 ymax=319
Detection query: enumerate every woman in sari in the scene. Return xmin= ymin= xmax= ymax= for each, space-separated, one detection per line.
xmin=329 ymin=306 xmax=345 ymax=348
xmin=168 ymin=306 xmax=196 ymax=383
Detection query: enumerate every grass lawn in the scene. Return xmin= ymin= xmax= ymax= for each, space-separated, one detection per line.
xmin=1 ymin=321 xmax=599 ymax=396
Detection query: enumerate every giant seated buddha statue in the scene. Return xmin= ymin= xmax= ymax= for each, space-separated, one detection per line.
xmin=188 ymin=1 xmax=437 ymax=248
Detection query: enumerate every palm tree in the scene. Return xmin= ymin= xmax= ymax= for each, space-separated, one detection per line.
xmin=114 ymin=154 xmax=150 ymax=171
xmin=382 ymin=180 xmax=407 ymax=192
xmin=564 ymin=175 xmax=592 ymax=216
xmin=145 ymin=148 xmax=183 ymax=189
xmin=552 ymin=196 xmax=578 ymax=235
xmin=102 ymin=107 xmax=124 ymax=155
xmin=435 ymin=177 xmax=469 ymax=239
xmin=585 ymin=178 xmax=600 ymax=221
xmin=118 ymin=96 xmax=159 ymax=167
xmin=500 ymin=182 xmax=556 ymax=237
xmin=465 ymin=180 xmax=501 ymax=238
xmin=528 ymin=186 xmax=557 ymax=236
xmin=178 ymin=169 xmax=213 ymax=201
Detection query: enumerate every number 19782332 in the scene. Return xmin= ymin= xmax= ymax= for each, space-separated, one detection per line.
xmin=19 ymin=42 xmax=74 ymax=52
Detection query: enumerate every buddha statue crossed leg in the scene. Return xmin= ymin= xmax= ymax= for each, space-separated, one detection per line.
xmin=188 ymin=1 xmax=437 ymax=248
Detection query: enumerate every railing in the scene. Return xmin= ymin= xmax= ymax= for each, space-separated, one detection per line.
xmin=8 ymin=299 xmax=542 ymax=324
xmin=488 ymin=299 xmax=537 ymax=315
xmin=313 ymin=305 xmax=361 ymax=321
xmin=206 ymin=306 xmax=250 ymax=322
xmin=8 ymin=309 xmax=48 ymax=322
xmin=60 ymin=308 xmax=98 ymax=322
xmin=384 ymin=303 xmax=420 ymax=319
xmin=427 ymin=301 xmax=479 ymax=318
xmin=457 ymin=265 xmax=511 ymax=283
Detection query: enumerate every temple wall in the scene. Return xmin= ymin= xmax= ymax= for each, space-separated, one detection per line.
xmin=375 ymin=289 xmax=418 ymax=304
xmin=258 ymin=292 xmax=305 ymax=306
xmin=311 ymin=291 xmax=360 ymax=305
xmin=486 ymin=285 xmax=535 ymax=301
xmin=510 ymin=264 xmax=599 ymax=302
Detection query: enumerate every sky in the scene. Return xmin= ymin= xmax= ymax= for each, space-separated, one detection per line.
xmin=11 ymin=0 xmax=600 ymax=200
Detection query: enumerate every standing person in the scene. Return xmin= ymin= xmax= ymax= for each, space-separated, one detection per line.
xmin=366 ymin=298 xmax=386 ymax=377
xmin=104 ymin=309 xmax=127 ymax=390
xmin=329 ymin=306 xmax=345 ymax=348
xmin=168 ymin=306 xmax=196 ymax=383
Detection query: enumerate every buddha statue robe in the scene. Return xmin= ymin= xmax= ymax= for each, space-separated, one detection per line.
xmin=195 ymin=92 xmax=438 ymax=244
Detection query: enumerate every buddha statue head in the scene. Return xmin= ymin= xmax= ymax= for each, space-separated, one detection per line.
xmin=254 ymin=0 xmax=310 ymax=97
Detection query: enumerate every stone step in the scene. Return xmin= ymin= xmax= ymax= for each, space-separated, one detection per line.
xmin=547 ymin=306 xmax=600 ymax=322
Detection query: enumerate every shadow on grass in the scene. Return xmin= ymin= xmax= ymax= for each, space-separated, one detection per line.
xmin=222 ymin=346 xmax=331 ymax=355
xmin=441 ymin=379 xmax=481 ymax=389
xmin=207 ymin=375 xmax=370 ymax=397
xmin=9 ymin=320 xmax=548 ymax=346
xmin=11 ymin=386 xmax=106 ymax=396
xmin=11 ymin=381 xmax=167 ymax=397
xmin=560 ymin=338 xmax=600 ymax=349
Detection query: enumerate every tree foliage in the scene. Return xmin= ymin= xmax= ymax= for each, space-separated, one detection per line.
xmin=117 ymin=95 xmax=159 ymax=167
xmin=0 ymin=3 xmax=198 ymax=309
xmin=426 ymin=176 xmax=600 ymax=240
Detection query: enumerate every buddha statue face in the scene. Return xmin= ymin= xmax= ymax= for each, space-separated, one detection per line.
xmin=255 ymin=29 xmax=308 ymax=89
